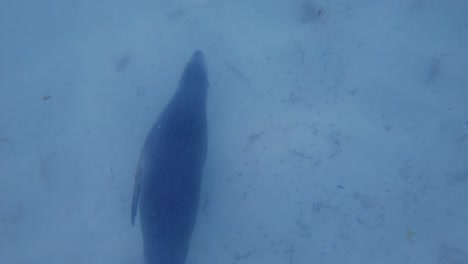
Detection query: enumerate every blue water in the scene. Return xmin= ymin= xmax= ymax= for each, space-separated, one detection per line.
xmin=1 ymin=1 xmax=467 ymax=263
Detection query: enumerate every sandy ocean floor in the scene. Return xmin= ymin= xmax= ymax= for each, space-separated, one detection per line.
xmin=1 ymin=0 xmax=467 ymax=263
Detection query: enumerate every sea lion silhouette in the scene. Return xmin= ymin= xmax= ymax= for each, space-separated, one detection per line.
xmin=131 ymin=51 xmax=208 ymax=264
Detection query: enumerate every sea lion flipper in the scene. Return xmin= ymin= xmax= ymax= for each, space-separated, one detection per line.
xmin=131 ymin=161 xmax=142 ymax=226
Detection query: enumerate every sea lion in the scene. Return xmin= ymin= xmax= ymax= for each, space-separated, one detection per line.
xmin=131 ymin=51 xmax=208 ymax=264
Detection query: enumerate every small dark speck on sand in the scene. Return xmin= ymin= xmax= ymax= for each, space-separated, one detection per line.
xmin=116 ymin=52 xmax=132 ymax=72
